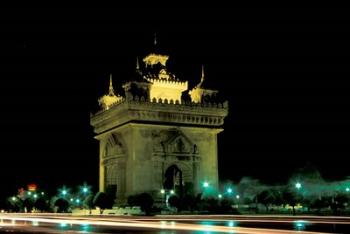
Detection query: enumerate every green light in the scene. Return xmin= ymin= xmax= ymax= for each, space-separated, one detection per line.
xmin=33 ymin=194 xmax=38 ymax=199
xmin=227 ymin=188 xmax=233 ymax=193
xmin=160 ymin=189 xmax=165 ymax=194
xmin=218 ymin=194 xmax=222 ymax=199
xmin=228 ymin=221 xmax=235 ymax=227
xmin=70 ymin=198 xmax=74 ymax=202
xmin=236 ymin=195 xmax=240 ymax=199
xmin=28 ymin=191 xmax=32 ymax=195
xmin=295 ymin=182 xmax=302 ymax=189
xmin=76 ymin=199 xmax=80 ymax=204
xmin=59 ymin=222 xmax=68 ymax=228
xmin=346 ymin=187 xmax=350 ymax=192
xmin=83 ymin=187 xmax=88 ymax=193
xmin=203 ymin=182 xmax=209 ymax=188
xmin=80 ymin=224 xmax=90 ymax=232
xmin=170 ymin=190 xmax=175 ymax=194
xmin=62 ymin=190 xmax=67 ymax=196
xmin=11 ymin=196 xmax=16 ymax=201
xmin=294 ymin=220 xmax=307 ymax=231
xmin=41 ymin=192 xmax=45 ymax=195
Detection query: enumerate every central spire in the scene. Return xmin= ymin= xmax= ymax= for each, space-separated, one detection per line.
xmin=154 ymin=33 xmax=157 ymax=46
xmin=109 ymin=74 xmax=115 ymax=96
xmin=143 ymin=33 xmax=169 ymax=66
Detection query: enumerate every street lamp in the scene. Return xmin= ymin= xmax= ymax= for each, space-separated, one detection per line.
xmin=79 ymin=183 xmax=91 ymax=195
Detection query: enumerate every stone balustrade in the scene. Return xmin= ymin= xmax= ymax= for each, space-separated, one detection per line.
xmin=91 ymin=95 xmax=228 ymax=134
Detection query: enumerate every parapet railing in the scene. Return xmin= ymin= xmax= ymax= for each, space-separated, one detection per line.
xmin=92 ymin=95 xmax=228 ymax=117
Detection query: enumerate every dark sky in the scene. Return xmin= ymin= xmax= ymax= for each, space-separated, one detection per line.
xmin=0 ymin=7 xmax=349 ymax=201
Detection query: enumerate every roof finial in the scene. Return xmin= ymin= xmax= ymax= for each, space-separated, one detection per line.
xmin=136 ymin=56 xmax=140 ymax=70
xmin=109 ymin=74 xmax=115 ymax=96
xmin=154 ymin=33 xmax=157 ymax=45
xmin=196 ymin=65 xmax=205 ymax=88
xmin=201 ymin=65 xmax=205 ymax=82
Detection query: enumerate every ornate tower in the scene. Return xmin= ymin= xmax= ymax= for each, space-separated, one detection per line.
xmin=90 ymin=45 xmax=228 ymax=204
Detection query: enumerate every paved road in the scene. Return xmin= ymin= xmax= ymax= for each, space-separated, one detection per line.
xmin=1 ymin=213 xmax=349 ymax=233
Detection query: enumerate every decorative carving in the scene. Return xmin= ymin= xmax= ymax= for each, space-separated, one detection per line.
xmin=104 ymin=133 xmax=125 ymax=157
xmin=152 ymin=129 xmax=195 ymax=156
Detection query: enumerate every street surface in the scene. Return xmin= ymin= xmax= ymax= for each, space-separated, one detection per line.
xmin=1 ymin=213 xmax=349 ymax=233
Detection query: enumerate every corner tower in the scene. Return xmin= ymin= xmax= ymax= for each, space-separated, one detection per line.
xmin=90 ymin=44 xmax=228 ymax=204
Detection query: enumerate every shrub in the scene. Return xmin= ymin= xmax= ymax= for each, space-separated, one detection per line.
xmin=127 ymin=193 xmax=154 ymax=215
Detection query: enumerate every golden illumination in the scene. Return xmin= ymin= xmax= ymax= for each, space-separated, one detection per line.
xmin=91 ymin=44 xmax=228 ymax=203
xmin=148 ymin=78 xmax=188 ymax=104
xmin=189 ymin=65 xmax=205 ymax=103
xmin=98 ymin=74 xmax=122 ymax=110
xmin=143 ymin=53 xmax=169 ymax=66
xmin=189 ymin=65 xmax=217 ymax=103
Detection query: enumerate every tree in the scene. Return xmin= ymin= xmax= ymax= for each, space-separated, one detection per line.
xmin=7 ymin=197 xmax=23 ymax=212
xmin=137 ymin=193 xmax=154 ymax=215
xmin=23 ymin=198 xmax=34 ymax=213
xmin=257 ymin=190 xmax=274 ymax=212
xmin=330 ymin=193 xmax=349 ymax=215
xmin=282 ymin=190 xmax=298 ymax=215
xmin=310 ymin=198 xmax=327 ymax=214
xmin=127 ymin=193 xmax=154 ymax=215
xmin=54 ymin=198 xmax=69 ymax=213
xmin=83 ymin=194 xmax=95 ymax=214
xmin=271 ymin=189 xmax=284 ymax=207
xmin=218 ymin=198 xmax=234 ymax=214
xmin=93 ymin=192 xmax=113 ymax=214
xmin=34 ymin=198 xmax=48 ymax=212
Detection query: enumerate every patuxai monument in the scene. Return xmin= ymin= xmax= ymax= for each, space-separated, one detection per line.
xmin=90 ymin=41 xmax=229 ymax=205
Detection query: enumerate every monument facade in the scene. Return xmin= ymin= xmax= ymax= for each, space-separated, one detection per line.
xmin=90 ymin=45 xmax=228 ymax=204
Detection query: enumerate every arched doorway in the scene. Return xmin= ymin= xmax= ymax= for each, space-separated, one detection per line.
xmin=164 ymin=165 xmax=184 ymax=197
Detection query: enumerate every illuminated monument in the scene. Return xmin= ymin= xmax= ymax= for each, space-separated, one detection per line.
xmin=90 ymin=42 xmax=228 ymax=204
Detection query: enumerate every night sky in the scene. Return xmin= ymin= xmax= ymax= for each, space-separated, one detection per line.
xmin=0 ymin=7 xmax=349 ymax=201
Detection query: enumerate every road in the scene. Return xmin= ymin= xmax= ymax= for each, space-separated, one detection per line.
xmin=1 ymin=213 xmax=349 ymax=233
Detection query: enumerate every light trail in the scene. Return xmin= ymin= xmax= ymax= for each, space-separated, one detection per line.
xmin=0 ymin=215 xmax=332 ymax=234
xmin=4 ymin=214 xmax=348 ymax=226
xmin=136 ymin=218 xmax=350 ymax=225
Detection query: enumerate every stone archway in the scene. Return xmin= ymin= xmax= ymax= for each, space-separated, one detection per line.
xmin=164 ymin=165 xmax=184 ymax=197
